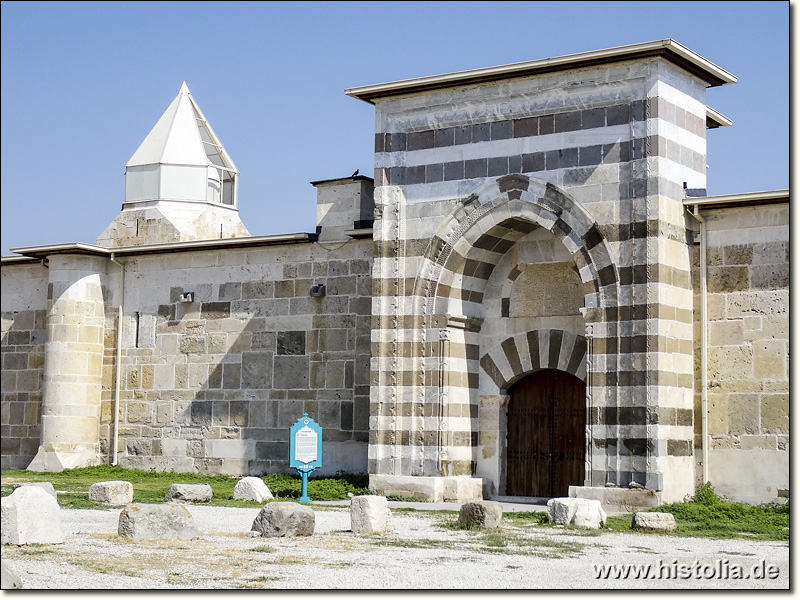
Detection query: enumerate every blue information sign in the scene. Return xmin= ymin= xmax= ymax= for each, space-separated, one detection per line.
xmin=289 ymin=414 xmax=322 ymax=502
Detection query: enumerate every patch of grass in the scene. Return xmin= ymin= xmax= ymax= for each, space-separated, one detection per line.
xmin=1 ymin=466 xmax=371 ymax=506
xmin=262 ymin=471 xmax=371 ymax=501
xmin=605 ymin=483 xmax=789 ymax=542
xmin=482 ymin=532 xmax=585 ymax=557
xmin=249 ymin=545 xmax=276 ymax=553
xmin=482 ymin=532 xmax=508 ymax=547
xmin=57 ymin=492 xmax=116 ymax=510
xmin=269 ymin=556 xmax=304 ymax=565
xmin=561 ymin=525 xmax=602 ymax=537
xmin=504 ymin=511 xmax=550 ymax=525
xmin=322 ymin=562 xmax=354 ymax=569
xmin=370 ymin=537 xmax=456 ymax=551
xmin=5 ymin=544 xmax=55 ymax=557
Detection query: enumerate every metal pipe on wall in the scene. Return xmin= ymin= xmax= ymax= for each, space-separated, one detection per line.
xmin=109 ymin=253 xmax=125 ymax=466
xmin=687 ymin=205 xmax=709 ymax=484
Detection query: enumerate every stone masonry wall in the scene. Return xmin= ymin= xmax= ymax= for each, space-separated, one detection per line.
xmin=691 ymin=202 xmax=789 ymax=503
xmin=1 ymin=262 xmax=48 ymax=469
xmin=104 ymin=238 xmax=373 ymax=476
xmin=369 ymin=56 xmax=707 ymax=501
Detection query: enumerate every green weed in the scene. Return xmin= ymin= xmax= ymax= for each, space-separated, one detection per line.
xmin=605 ymin=483 xmax=789 ymax=541
xmin=504 ymin=511 xmax=550 ymax=525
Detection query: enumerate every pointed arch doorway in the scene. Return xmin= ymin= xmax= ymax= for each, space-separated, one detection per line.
xmin=506 ymin=369 xmax=586 ymax=497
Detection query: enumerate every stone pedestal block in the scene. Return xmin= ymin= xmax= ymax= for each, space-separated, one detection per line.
xmin=458 ymin=501 xmax=503 ymax=529
xmin=251 ymin=502 xmax=315 ymax=537
xmin=632 ymin=511 xmax=677 ymax=531
xmin=569 ymin=486 xmax=661 ymax=512
xmin=350 ymin=495 xmax=392 ymax=534
xmin=369 ymin=474 xmax=483 ymax=503
xmin=233 ymin=477 xmax=273 ymax=503
xmin=118 ymin=504 xmax=198 ymax=541
xmin=89 ymin=481 xmax=134 ymax=505
xmin=1 ymin=486 xmax=63 ymax=545
xmin=164 ymin=483 xmax=213 ymax=503
xmin=547 ymin=497 xmax=607 ymax=529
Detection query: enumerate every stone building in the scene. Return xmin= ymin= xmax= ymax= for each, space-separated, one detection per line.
xmin=1 ymin=40 xmax=788 ymax=506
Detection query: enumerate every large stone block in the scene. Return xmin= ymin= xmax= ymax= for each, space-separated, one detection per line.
xmin=1 ymin=486 xmax=63 ymax=545
xmin=1 ymin=559 xmax=23 ymax=589
xmin=458 ymin=501 xmax=503 ymax=529
xmin=118 ymin=503 xmax=198 ymax=541
xmin=164 ymin=483 xmax=213 ymax=503
xmin=761 ymin=394 xmax=789 ymax=434
xmin=547 ymin=497 xmax=606 ymax=529
xmin=88 ymin=480 xmax=134 ymax=505
xmin=753 ymin=341 xmax=787 ymax=379
xmin=442 ymin=476 xmax=483 ymax=503
xmin=632 ymin=512 xmax=677 ymax=531
xmin=350 ymin=495 xmax=392 ymax=534
xmin=251 ymin=502 xmax=315 ymax=537
xmin=12 ymin=482 xmax=57 ymax=499
xmin=233 ymin=477 xmax=273 ymax=503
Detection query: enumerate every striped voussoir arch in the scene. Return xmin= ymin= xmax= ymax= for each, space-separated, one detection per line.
xmin=412 ymin=173 xmax=619 ymax=321
xmin=480 ymin=330 xmax=588 ymax=392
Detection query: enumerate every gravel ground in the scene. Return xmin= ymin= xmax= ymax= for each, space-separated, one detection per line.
xmin=1 ymin=504 xmax=789 ymax=590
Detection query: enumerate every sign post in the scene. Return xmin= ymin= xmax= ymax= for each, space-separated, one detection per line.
xmin=289 ymin=414 xmax=322 ymax=503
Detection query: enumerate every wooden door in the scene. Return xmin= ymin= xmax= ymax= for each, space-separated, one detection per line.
xmin=506 ymin=369 xmax=585 ymax=497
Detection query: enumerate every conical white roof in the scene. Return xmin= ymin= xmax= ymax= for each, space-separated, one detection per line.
xmin=126 ymin=82 xmax=238 ymax=173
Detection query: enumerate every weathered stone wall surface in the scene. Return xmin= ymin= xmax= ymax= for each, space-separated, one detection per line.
xmin=691 ymin=203 xmax=789 ymax=503
xmin=102 ymin=238 xmax=373 ymax=476
xmin=96 ymin=203 xmax=250 ymax=248
xmin=1 ymin=236 xmax=372 ymax=476
xmin=1 ymin=262 xmax=48 ymax=469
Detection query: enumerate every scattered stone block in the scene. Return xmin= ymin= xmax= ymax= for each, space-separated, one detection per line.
xmin=251 ymin=502 xmax=315 ymax=537
xmin=1 ymin=486 xmax=63 ymax=545
xmin=164 ymin=483 xmax=213 ymax=503
xmin=632 ymin=511 xmax=677 ymax=531
xmin=350 ymin=495 xmax=392 ymax=534
xmin=233 ymin=477 xmax=273 ymax=503
xmin=12 ymin=482 xmax=57 ymax=499
xmin=547 ymin=497 xmax=607 ymax=529
xmin=1 ymin=559 xmax=23 ymax=589
xmin=88 ymin=481 xmax=134 ymax=505
xmin=458 ymin=500 xmax=503 ymax=529
xmin=118 ymin=504 xmax=198 ymax=541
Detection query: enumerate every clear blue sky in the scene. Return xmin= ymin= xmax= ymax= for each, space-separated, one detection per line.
xmin=0 ymin=1 xmax=790 ymax=255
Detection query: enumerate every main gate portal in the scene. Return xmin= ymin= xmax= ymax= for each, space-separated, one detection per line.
xmin=506 ymin=369 xmax=586 ymax=497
